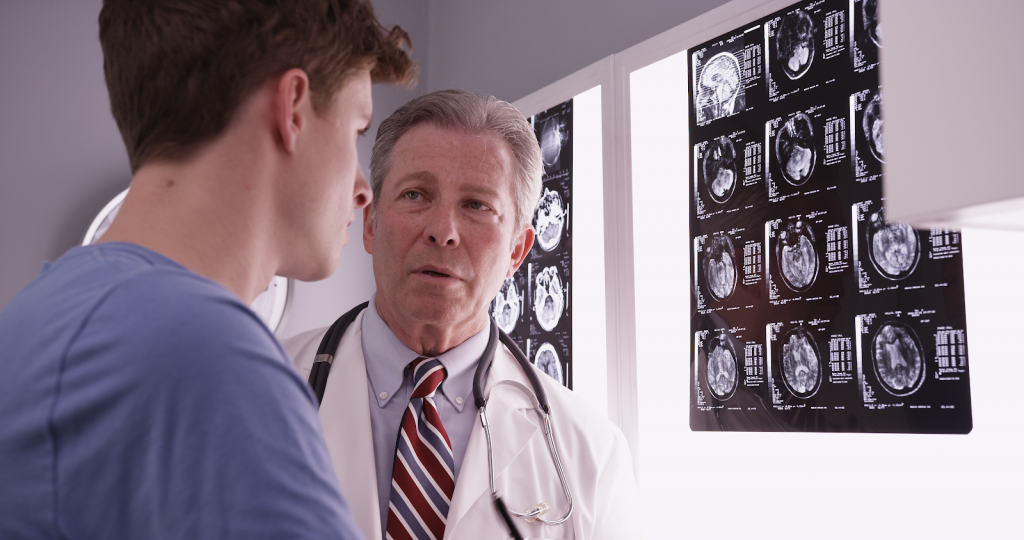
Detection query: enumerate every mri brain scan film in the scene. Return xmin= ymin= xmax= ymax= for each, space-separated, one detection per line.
xmin=535 ymin=342 xmax=563 ymax=385
xmin=775 ymin=10 xmax=815 ymax=80
xmin=781 ymin=326 xmax=821 ymax=398
xmin=705 ymin=332 xmax=739 ymax=399
xmin=703 ymin=136 xmax=738 ymax=204
xmin=863 ymin=0 xmax=881 ymax=47
xmin=534 ymin=266 xmax=564 ymax=332
xmin=871 ymin=322 xmax=924 ymax=396
xmin=540 ymin=116 xmax=566 ymax=171
xmin=514 ymin=98 xmax=574 ymax=389
xmin=491 ymin=278 xmax=520 ymax=334
xmin=534 ymin=188 xmax=565 ymax=252
xmin=688 ymin=0 xmax=973 ymax=434
xmin=776 ymin=112 xmax=816 ymax=186
xmin=867 ymin=211 xmax=920 ymax=280
xmin=863 ymin=92 xmax=884 ymax=163
xmin=777 ymin=219 xmax=818 ymax=292
xmin=696 ymin=52 xmax=742 ymax=122
xmin=704 ymin=233 xmax=738 ymax=301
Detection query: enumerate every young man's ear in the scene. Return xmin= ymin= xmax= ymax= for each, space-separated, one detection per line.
xmin=276 ymin=68 xmax=312 ymax=154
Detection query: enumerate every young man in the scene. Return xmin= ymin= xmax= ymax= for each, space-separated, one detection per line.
xmin=285 ymin=90 xmax=639 ymax=540
xmin=0 ymin=1 xmax=414 ymax=538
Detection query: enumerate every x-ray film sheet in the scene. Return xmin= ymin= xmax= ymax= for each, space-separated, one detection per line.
xmin=495 ymin=99 xmax=574 ymax=389
xmin=688 ymin=0 xmax=971 ymax=433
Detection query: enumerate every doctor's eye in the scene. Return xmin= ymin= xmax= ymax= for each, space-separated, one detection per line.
xmin=467 ymin=200 xmax=491 ymax=211
xmin=403 ymin=191 xmax=422 ymax=201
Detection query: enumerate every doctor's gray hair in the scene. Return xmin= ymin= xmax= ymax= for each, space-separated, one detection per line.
xmin=369 ymin=89 xmax=543 ymax=232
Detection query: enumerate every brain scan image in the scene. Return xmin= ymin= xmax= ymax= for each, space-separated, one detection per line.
xmin=871 ymin=322 xmax=924 ymax=396
xmin=702 ymin=136 xmax=738 ymax=204
xmin=534 ymin=188 xmax=565 ymax=252
xmin=863 ymin=0 xmax=881 ymax=47
xmin=776 ymin=219 xmax=818 ymax=292
xmin=491 ymin=278 xmax=520 ymax=334
xmin=863 ymin=92 xmax=884 ymax=163
xmin=775 ymin=10 xmax=815 ymax=80
xmin=780 ymin=326 xmax=821 ymax=398
xmin=696 ymin=52 xmax=742 ymax=122
xmin=534 ymin=342 xmax=564 ymax=385
xmin=867 ymin=211 xmax=920 ymax=280
xmin=703 ymin=233 xmax=737 ymax=301
xmin=540 ymin=116 xmax=566 ymax=171
xmin=775 ymin=112 xmax=816 ymax=186
xmin=705 ymin=332 xmax=739 ymax=399
xmin=534 ymin=266 xmax=564 ymax=332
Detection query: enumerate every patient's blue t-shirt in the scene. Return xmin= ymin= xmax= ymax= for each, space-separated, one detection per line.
xmin=0 ymin=243 xmax=361 ymax=540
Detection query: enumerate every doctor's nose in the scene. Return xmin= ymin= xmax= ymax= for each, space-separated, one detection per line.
xmin=425 ymin=207 xmax=460 ymax=247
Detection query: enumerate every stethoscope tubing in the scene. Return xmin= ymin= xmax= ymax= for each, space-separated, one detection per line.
xmin=476 ymin=322 xmax=573 ymax=527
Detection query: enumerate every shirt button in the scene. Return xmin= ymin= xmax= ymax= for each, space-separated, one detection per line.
xmin=379 ymin=392 xmax=388 ymax=400
xmin=455 ymin=396 xmax=464 ymax=405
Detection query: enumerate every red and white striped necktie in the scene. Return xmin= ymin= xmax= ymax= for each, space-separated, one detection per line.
xmin=386 ymin=357 xmax=455 ymax=540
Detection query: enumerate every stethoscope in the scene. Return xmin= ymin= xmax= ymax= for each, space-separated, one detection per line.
xmin=307 ymin=302 xmax=573 ymax=539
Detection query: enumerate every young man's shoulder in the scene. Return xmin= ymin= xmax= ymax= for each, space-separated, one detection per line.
xmin=0 ymin=243 xmax=361 ymax=540
xmin=3 ymin=242 xmax=277 ymax=372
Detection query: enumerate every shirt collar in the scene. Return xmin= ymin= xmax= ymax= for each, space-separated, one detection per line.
xmin=361 ymin=294 xmax=488 ymax=413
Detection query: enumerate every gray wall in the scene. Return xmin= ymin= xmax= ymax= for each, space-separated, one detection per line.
xmin=0 ymin=0 xmax=727 ymax=338
xmin=0 ymin=0 xmax=130 ymax=310
xmin=425 ymin=0 xmax=730 ymax=101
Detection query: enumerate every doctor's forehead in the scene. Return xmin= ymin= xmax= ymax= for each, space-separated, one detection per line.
xmin=385 ymin=126 xmax=514 ymax=187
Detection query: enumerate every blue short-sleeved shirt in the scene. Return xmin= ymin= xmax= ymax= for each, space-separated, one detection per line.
xmin=0 ymin=243 xmax=363 ymax=540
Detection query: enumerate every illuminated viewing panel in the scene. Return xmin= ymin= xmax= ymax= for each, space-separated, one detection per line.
xmin=502 ymin=85 xmax=607 ymax=417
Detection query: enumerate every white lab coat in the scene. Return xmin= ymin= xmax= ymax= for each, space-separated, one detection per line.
xmin=283 ymin=311 xmax=640 ymax=540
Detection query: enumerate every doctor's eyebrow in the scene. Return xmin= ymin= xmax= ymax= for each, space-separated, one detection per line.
xmin=393 ymin=171 xmax=438 ymax=189
xmin=458 ymin=184 xmax=502 ymax=201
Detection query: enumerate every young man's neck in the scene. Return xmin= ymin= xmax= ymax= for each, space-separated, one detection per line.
xmin=100 ymin=132 xmax=280 ymax=304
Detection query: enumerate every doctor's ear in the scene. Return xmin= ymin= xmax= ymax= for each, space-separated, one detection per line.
xmin=363 ymin=204 xmax=376 ymax=255
xmin=507 ymin=227 xmax=534 ymax=278
xmin=276 ymin=68 xmax=312 ymax=154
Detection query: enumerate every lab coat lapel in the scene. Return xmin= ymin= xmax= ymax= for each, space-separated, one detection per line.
xmin=318 ymin=313 xmax=382 ymax=540
xmin=444 ymin=346 xmax=539 ymax=540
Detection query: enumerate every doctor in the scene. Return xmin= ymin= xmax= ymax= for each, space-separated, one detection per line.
xmin=284 ymin=90 xmax=639 ymax=540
